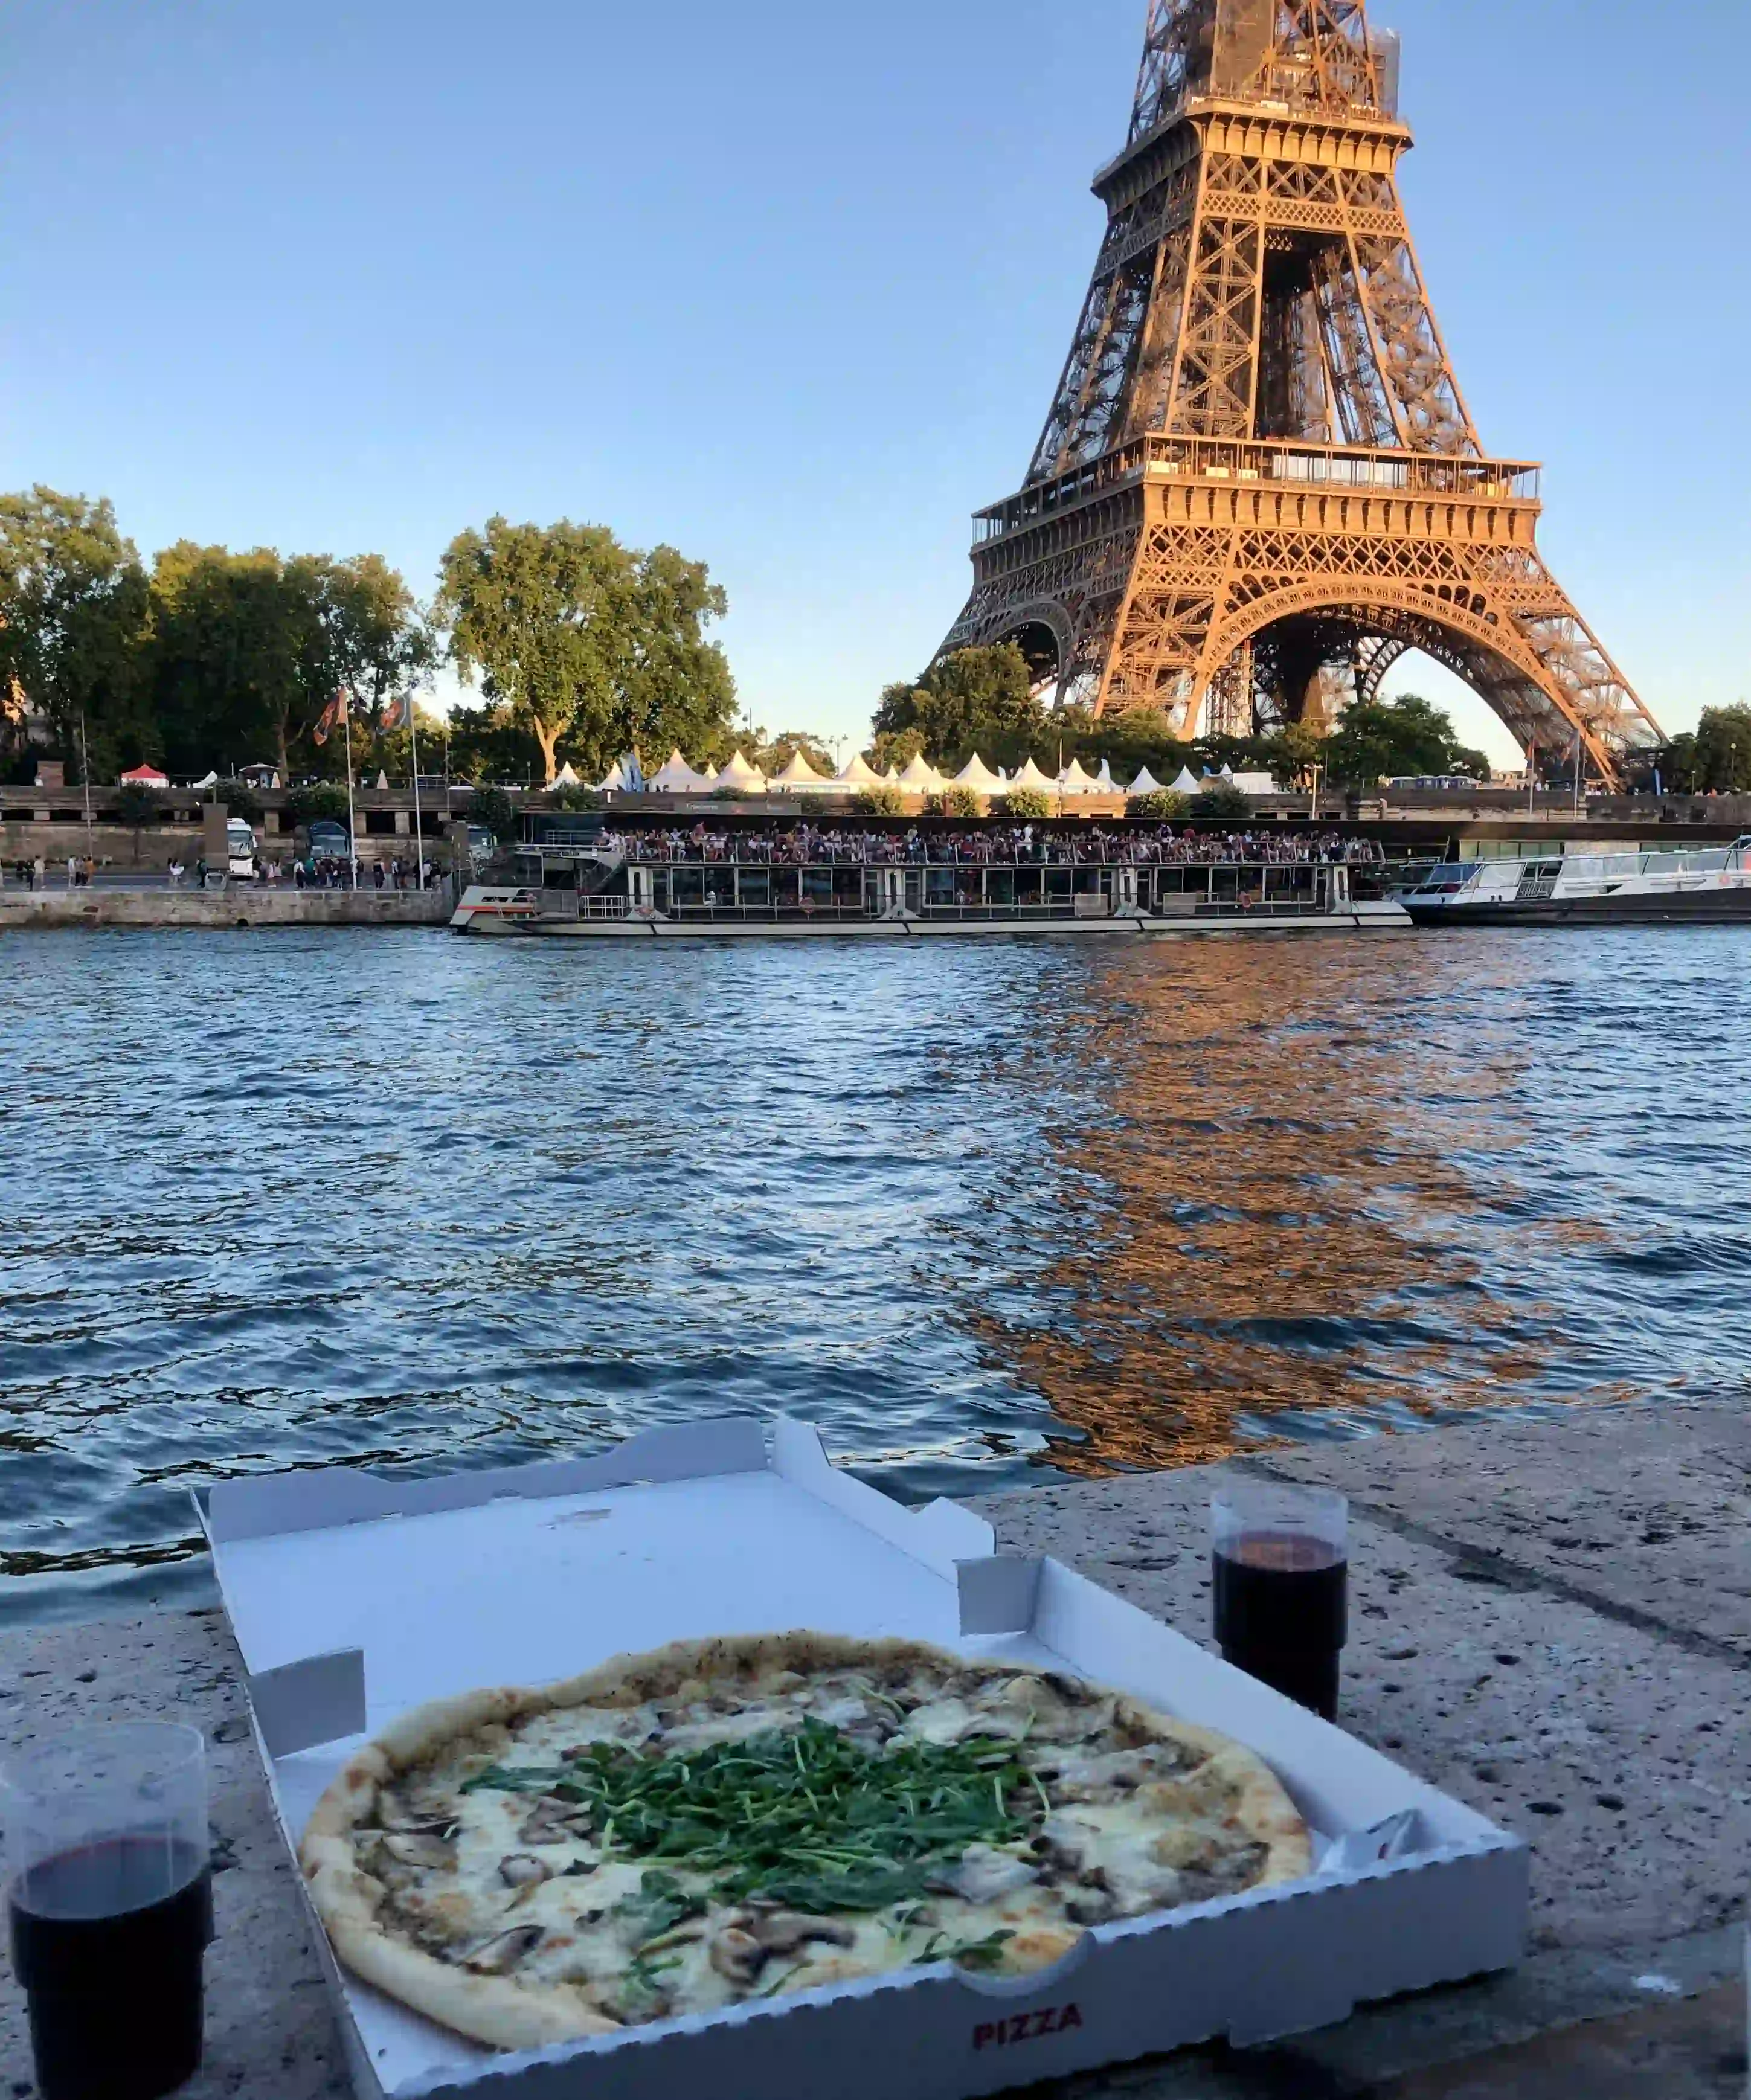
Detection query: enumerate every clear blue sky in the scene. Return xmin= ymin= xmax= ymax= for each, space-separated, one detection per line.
xmin=5 ymin=0 xmax=1746 ymax=766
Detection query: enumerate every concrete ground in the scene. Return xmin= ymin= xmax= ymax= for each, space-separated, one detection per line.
xmin=1 ymin=1397 xmax=1746 ymax=2097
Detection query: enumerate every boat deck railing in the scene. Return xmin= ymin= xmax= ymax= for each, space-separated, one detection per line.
xmin=514 ymin=857 xmax=1425 ymax=923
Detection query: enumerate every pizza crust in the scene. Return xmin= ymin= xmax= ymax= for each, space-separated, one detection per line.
xmin=300 ymin=1634 xmax=1312 ymax=2050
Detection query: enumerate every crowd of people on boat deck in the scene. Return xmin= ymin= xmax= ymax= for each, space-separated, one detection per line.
xmin=588 ymin=823 xmax=1387 ymax=869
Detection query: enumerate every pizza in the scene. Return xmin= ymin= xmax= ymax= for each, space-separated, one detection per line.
xmin=300 ymin=1634 xmax=1310 ymax=2052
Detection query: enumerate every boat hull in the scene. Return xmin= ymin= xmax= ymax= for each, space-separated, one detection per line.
xmin=458 ymin=904 xmax=1411 ymax=942
xmin=1404 ymin=888 xmax=1751 ymax=928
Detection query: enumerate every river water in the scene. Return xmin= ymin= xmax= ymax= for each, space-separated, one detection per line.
xmin=2 ymin=926 xmax=1747 ymax=1622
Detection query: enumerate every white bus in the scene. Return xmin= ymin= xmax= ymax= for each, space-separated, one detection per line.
xmin=226 ymin=818 xmax=259 ymax=881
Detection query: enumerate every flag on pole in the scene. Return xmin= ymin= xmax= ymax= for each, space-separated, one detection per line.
xmin=313 ymin=689 xmax=349 ymax=746
xmin=382 ymin=694 xmax=413 ymax=731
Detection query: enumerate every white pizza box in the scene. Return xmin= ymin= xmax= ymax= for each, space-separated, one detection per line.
xmin=198 ymin=1416 xmax=1528 ymax=2100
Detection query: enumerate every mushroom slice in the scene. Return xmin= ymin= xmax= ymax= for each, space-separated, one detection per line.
xmin=376 ymin=1833 xmax=457 ymax=1872
xmin=750 ymin=1912 xmax=857 ymax=1955
xmin=1064 ymin=1883 xmax=1117 ymax=1927
xmin=518 ymin=1799 xmax=588 ymax=1847
xmin=708 ymin=1927 xmax=769 ymax=1988
xmin=499 ymin=1854 xmax=552 ymax=1889
xmin=463 ymin=1925 xmax=546 ymax=1975
xmin=932 ymin=1846 xmax=1040 ymax=1904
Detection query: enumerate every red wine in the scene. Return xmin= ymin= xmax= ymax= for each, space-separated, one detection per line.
xmin=1213 ymin=1530 xmax=1348 ymax=1721
xmin=9 ymin=1837 xmax=212 ymax=2100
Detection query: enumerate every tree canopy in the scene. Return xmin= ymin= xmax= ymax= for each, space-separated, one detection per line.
xmin=869 ymin=650 xmax=1493 ymax=792
xmin=0 ymin=487 xmax=150 ymax=780
xmin=1660 ymin=706 xmax=1751 ymax=794
xmin=1320 ymin=694 xmax=1490 ymax=787
xmin=146 ymin=544 xmax=433 ymax=782
xmin=435 ymin=516 xmax=734 ymax=786
xmin=873 ymin=645 xmax=1045 ymax=773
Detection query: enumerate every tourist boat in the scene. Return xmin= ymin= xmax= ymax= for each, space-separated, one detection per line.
xmin=451 ymin=840 xmax=1410 ymax=941
xmin=1399 ymin=838 xmax=1751 ymax=926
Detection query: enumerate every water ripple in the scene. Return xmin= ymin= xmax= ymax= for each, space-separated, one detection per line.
xmin=1 ymin=925 xmax=1748 ymax=1621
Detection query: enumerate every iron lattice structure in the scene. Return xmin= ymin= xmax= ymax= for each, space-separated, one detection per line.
xmin=939 ymin=0 xmax=1662 ymax=778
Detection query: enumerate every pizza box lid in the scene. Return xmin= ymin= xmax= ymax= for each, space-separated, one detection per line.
xmin=198 ymin=1416 xmax=1527 ymax=2100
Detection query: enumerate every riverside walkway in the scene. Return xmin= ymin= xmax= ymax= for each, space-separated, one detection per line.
xmin=1 ymin=1398 xmax=1744 ymax=2097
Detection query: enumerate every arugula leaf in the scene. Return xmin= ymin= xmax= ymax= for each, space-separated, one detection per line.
xmin=464 ymin=1718 xmax=1046 ymax=1918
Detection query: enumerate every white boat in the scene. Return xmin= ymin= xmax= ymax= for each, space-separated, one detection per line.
xmin=1399 ymin=838 xmax=1751 ymax=926
xmin=452 ymin=836 xmax=1409 ymax=942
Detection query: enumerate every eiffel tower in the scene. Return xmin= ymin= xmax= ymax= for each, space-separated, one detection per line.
xmin=938 ymin=0 xmax=1663 ymax=780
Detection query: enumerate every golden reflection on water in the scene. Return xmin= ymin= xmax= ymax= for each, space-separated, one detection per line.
xmin=973 ymin=940 xmax=1560 ymax=1475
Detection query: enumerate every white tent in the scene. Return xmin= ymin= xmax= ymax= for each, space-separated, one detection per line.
xmin=898 ymin=754 xmax=943 ymax=791
xmin=591 ymin=759 xmax=622 ymax=791
xmin=883 ymin=765 xmax=901 ymax=784
xmin=1126 ymin=766 xmax=1167 ymax=797
xmin=649 ymin=750 xmax=695 ymax=793
xmin=556 ymin=762 xmax=586 ymax=788
xmin=375 ymin=769 xmax=390 ymax=790
xmin=771 ymin=750 xmax=834 ymax=794
xmin=1058 ymin=757 xmax=1099 ymax=795
xmin=1093 ymin=759 xmax=1117 ymax=791
xmin=189 ymin=771 xmax=220 ymax=791
xmin=951 ymin=753 xmax=1004 ymax=794
xmin=1230 ymin=772 xmax=1277 ymax=797
xmin=837 ymin=751 xmax=882 ymax=788
xmin=1010 ymin=757 xmax=1058 ymax=795
xmin=715 ymin=750 xmax=768 ymax=794
xmin=1171 ymin=766 xmax=1202 ymax=795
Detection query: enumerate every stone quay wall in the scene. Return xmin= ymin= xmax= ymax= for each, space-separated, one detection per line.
xmin=0 ymin=887 xmax=453 ymax=931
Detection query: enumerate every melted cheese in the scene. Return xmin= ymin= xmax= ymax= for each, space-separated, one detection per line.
xmin=367 ymin=1663 xmax=1283 ymax=2031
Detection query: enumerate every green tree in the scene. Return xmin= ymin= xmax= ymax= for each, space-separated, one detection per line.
xmin=869 ymin=727 xmax=927 ymax=773
xmin=146 ymin=544 xmax=428 ymax=782
xmin=1003 ymin=785 xmax=1054 ymax=819
xmin=1692 ymin=706 xmax=1751 ymax=793
xmin=1129 ymin=789 xmax=1191 ymax=821
xmin=1191 ymin=782 xmax=1254 ymax=820
xmin=0 ymin=487 xmax=150 ymax=780
xmin=873 ymin=646 xmax=1044 ymax=772
xmin=468 ymin=786 xmax=519 ymax=846
xmin=284 ymin=783 xmax=350 ymax=826
xmin=217 ymin=779 xmax=263 ymax=823
xmin=1322 ymin=693 xmax=1472 ymax=788
xmin=1258 ymin=722 xmax=1327 ymax=791
xmin=445 ymin=702 xmax=542 ymax=785
xmin=323 ymin=554 xmax=435 ymax=731
xmin=755 ymin=729 xmax=837 ymax=777
xmin=855 ymin=784 xmax=908 ymax=816
xmin=113 ymin=781 xmax=157 ymax=865
xmin=435 ymin=518 xmax=734 ymax=786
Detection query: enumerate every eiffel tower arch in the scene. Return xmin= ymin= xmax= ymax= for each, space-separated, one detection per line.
xmin=939 ymin=0 xmax=1663 ymax=780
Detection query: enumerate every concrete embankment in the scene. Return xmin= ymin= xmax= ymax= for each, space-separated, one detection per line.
xmin=0 ymin=887 xmax=452 ymax=931
xmin=1 ymin=1399 xmax=1744 ymax=2098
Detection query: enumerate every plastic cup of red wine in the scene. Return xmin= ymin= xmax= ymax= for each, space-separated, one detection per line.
xmin=2 ymin=1721 xmax=213 ymax=2100
xmin=1212 ymin=1479 xmax=1349 ymax=1721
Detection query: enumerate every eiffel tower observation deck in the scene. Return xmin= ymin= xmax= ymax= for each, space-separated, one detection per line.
xmin=939 ymin=0 xmax=1663 ymax=784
